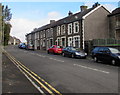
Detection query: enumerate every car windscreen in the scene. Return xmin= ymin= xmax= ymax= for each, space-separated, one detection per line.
xmin=109 ymin=48 xmax=120 ymax=53
xmin=56 ymin=46 xmax=62 ymax=48
xmin=70 ymin=47 xmax=77 ymax=51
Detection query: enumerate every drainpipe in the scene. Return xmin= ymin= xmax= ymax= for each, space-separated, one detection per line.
xmin=82 ymin=18 xmax=85 ymax=50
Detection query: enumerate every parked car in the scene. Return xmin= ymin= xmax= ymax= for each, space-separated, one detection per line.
xmin=62 ymin=46 xmax=87 ymax=58
xmin=26 ymin=44 xmax=34 ymax=50
xmin=47 ymin=45 xmax=63 ymax=54
xmin=18 ymin=43 xmax=26 ymax=49
xmin=91 ymin=47 xmax=120 ymax=65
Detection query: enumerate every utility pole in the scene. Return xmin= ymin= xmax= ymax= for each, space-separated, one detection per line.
xmin=0 ymin=3 xmax=2 ymax=95
xmin=0 ymin=3 xmax=2 ymax=46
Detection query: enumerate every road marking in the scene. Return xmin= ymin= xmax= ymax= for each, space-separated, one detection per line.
xmin=73 ymin=64 xmax=110 ymax=74
xmin=18 ymin=63 xmax=45 ymax=94
xmin=36 ymin=54 xmax=46 ymax=58
xmin=4 ymin=51 xmax=46 ymax=94
xmin=49 ymin=57 xmax=64 ymax=63
xmin=5 ymin=52 xmax=55 ymax=95
xmin=4 ymin=51 xmax=62 ymax=95
xmin=24 ymin=51 xmax=28 ymax=53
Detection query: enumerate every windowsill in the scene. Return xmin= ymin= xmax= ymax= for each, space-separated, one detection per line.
xmin=68 ymin=33 xmax=72 ymax=35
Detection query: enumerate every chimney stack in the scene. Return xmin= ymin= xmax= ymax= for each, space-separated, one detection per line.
xmin=68 ymin=11 xmax=73 ymax=16
xmin=50 ymin=20 xmax=55 ymax=24
xmin=80 ymin=5 xmax=88 ymax=12
xmin=92 ymin=2 xmax=100 ymax=8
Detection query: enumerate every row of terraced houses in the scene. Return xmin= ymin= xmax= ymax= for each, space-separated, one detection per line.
xmin=26 ymin=3 xmax=120 ymax=52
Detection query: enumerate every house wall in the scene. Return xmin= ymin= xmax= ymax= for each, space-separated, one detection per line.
xmin=26 ymin=5 xmax=112 ymax=51
xmin=84 ymin=6 xmax=109 ymax=41
xmin=109 ymin=14 xmax=120 ymax=39
xmin=109 ymin=16 xmax=116 ymax=38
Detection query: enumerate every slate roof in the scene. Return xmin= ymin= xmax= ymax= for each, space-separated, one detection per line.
xmin=108 ymin=7 xmax=120 ymax=16
xmin=29 ymin=5 xmax=101 ymax=34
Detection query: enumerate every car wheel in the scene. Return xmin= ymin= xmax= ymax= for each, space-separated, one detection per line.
xmin=62 ymin=53 xmax=65 ymax=57
xmin=94 ymin=57 xmax=98 ymax=62
xmin=71 ymin=54 xmax=75 ymax=58
xmin=111 ymin=59 xmax=116 ymax=65
xmin=53 ymin=51 xmax=56 ymax=55
xmin=47 ymin=50 xmax=49 ymax=54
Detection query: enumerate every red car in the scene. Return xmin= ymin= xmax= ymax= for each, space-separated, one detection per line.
xmin=47 ymin=45 xmax=63 ymax=54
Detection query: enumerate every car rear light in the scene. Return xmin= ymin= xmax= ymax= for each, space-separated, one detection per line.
xmin=58 ymin=48 xmax=62 ymax=51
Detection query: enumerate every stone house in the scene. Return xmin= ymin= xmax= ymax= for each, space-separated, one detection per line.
xmin=26 ymin=3 xmax=110 ymax=51
xmin=8 ymin=36 xmax=21 ymax=45
xmin=108 ymin=7 xmax=120 ymax=39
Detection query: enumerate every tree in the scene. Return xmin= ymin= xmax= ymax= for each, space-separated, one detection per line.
xmin=2 ymin=5 xmax=12 ymax=46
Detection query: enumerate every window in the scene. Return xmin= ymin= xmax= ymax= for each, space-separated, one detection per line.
xmin=116 ymin=15 xmax=120 ymax=27
xmin=74 ymin=22 xmax=79 ymax=33
xmin=57 ymin=38 xmax=60 ymax=46
xmin=47 ymin=29 xmax=49 ymax=37
xmin=68 ymin=37 xmax=73 ymax=46
xmin=109 ymin=48 xmax=120 ymax=53
xmin=73 ymin=36 xmax=80 ymax=48
xmin=40 ymin=31 xmax=42 ymax=38
xmin=57 ymin=26 xmax=61 ymax=36
xmin=43 ymin=30 xmax=45 ymax=37
xmin=68 ymin=23 xmax=72 ymax=35
xmin=98 ymin=48 xmax=104 ymax=52
xmin=37 ymin=32 xmax=39 ymax=39
xmin=50 ymin=39 xmax=53 ymax=46
xmin=50 ymin=28 xmax=53 ymax=37
xmin=61 ymin=25 xmax=65 ymax=35
xmin=61 ymin=37 xmax=66 ymax=47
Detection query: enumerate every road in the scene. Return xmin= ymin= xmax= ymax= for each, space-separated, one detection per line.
xmin=3 ymin=45 xmax=119 ymax=94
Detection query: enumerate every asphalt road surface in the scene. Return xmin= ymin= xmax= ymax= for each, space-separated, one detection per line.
xmin=3 ymin=45 xmax=120 ymax=94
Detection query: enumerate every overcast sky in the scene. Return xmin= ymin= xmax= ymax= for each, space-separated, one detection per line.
xmin=2 ymin=1 xmax=119 ymax=42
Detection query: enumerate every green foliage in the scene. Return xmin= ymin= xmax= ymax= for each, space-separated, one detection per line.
xmin=4 ymin=23 xmax=11 ymax=46
xmin=2 ymin=4 xmax=12 ymax=46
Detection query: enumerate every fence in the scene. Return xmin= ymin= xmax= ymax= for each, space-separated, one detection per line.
xmin=93 ymin=39 xmax=120 ymax=47
xmin=84 ymin=39 xmax=120 ymax=55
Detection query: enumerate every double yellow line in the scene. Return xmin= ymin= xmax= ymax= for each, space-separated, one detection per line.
xmin=3 ymin=51 xmax=62 ymax=95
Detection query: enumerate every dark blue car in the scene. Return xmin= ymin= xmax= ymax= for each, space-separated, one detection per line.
xmin=92 ymin=47 xmax=120 ymax=65
xmin=62 ymin=46 xmax=87 ymax=59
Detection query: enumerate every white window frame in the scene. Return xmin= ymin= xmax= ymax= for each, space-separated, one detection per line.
xmin=57 ymin=37 xmax=61 ymax=46
xmin=61 ymin=25 xmax=65 ymax=35
xmin=68 ymin=23 xmax=72 ymax=35
xmin=35 ymin=33 xmax=37 ymax=40
xmin=74 ymin=21 xmax=79 ymax=33
xmin=43 ymin=30 xmax=45 ymax=37
xmin=40 ymin=31 xmax=42 ymax=38
xmin=50 ymin=28 xmax=53 ymax=37
xmin=36 ymin=32 xmax=39 ymax=39
xmin=57 ymin=26 xmax=61 ymax=36
xmin=49 ymin=38 xmax=53 ymax=46
xmin=73 ymin=35 xmax=80 ymax=48
xmin=68 ymin=37 xmax=73 ymax=46
xmin=61 ymin=36 xmax=66 ymax=47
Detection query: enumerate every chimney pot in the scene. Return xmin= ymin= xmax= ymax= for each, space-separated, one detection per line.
xmin=68 ymin=11 xmax=73 ymax=16
xmin=50 ymin=20 xmax=55 ymax=24
xmin=80 ymin=5 xmax=88 ymax=12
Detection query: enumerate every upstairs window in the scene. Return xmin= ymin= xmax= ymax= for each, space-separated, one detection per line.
xmin=68 ymin=23 xmax=72 ymax=35
xmin=57 ymin=26 xmax=61 ymax=36
xmin=40 ymin=31 xmax=42 ymax=38
xmin=74 ymin=21 xmax=79 ymax=33
xmin=61 ymin=25 xmax=65 ymax=35
xmin=50 ymin=28 xmax=53 ymax=37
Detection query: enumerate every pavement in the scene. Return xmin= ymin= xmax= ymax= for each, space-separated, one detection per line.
xmin=2 ymin=53 xmax=39 ymax=94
